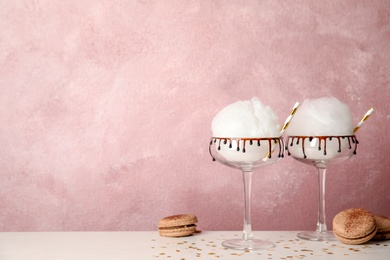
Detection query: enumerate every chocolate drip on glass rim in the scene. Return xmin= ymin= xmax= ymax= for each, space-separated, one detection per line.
xmin=209 ymin=137 xmax=285 ymax=161
xmin=285 ymin=135 xmax=358 ymax=159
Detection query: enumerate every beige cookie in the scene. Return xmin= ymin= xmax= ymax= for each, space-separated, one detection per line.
xmin=333 ymin=208 xmax=377 ymax=245
xmin=158 ymin=214 xmax=200 ymax=237
xmin=373 ymin=215 xmax=390 ymax=240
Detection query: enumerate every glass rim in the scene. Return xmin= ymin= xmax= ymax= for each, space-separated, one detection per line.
xmin=286 ymin=135 xmax=356 ymax=138
xmin=211 ymin=136 xmax=283 ymax=140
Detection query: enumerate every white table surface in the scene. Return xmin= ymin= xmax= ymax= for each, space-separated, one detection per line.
xmin=0 ymin=231 xmax=388 ymax=259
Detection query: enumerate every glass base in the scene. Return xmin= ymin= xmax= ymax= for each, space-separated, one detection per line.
xmin=222 ymin=238 xmax=274 ymax=250
xmin=297 ymin=231 xmax=337 ymax=242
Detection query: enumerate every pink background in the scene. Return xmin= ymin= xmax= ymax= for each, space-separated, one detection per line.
xmin=0 ymin=1 xmax=389 ymax=231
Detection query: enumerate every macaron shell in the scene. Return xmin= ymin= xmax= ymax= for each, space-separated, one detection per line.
xmin=159 ymin=225 xmax=197 ymax=237
xmin=158 ymin=214 xmax=198 ymax=228
xmin=333 ymin=208 xmax=376 ymax=239
xmin=373 ymin=215 xmax=390 ymax=240
xmin=374 ymin=215 xmax=390 ymax=233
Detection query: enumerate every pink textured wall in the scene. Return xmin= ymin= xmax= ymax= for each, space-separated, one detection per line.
xmin=0 ymin=1 xmax=389 ymax=231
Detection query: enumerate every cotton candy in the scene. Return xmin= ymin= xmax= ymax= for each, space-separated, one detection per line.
xmin=286 ymin=97 xmax=355 ymax=160
xmin=211 ymin=97 xmax=280 ymax=138
xmin=210 ymin=97 xmax=281 ymax=162
xmin=286 ymin=97 xmax=354 ymax=136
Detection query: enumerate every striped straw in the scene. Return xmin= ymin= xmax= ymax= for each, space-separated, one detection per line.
xmin=280 ymin=102 xmax=300 ymax=136
xmin=353 ymin=108 xmax=374 ymax=133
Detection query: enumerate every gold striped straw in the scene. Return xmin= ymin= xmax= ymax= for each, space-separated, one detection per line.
xmin=280 ymin=102 xmax=300 ymax=136
xmin=353 ymin=108 xmax=374 ymax=133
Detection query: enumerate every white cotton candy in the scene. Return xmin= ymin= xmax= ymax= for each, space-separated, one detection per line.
xmin=286 ymin=97 xmax=354 ymax=136
xmin=211 ymin=97 xmax=280 ymax=138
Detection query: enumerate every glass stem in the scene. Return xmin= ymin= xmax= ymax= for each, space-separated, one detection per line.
xmin=316 ymin=166 xmax=327 ymax=233
xmin=242 ymin=170 xmax=254 ymax=240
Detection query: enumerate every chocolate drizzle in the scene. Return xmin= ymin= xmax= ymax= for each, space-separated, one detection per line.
xmin=286 ymin=136 xmax=358 ymax=159
xmin=209 ymin=137 xmax=284 ymax=161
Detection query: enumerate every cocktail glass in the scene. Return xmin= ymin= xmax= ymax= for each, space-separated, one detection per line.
xmin=209 ymin=137 xmax=284 ymax=250
xmin=286 ymin=135 xmax=358 ymax=241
